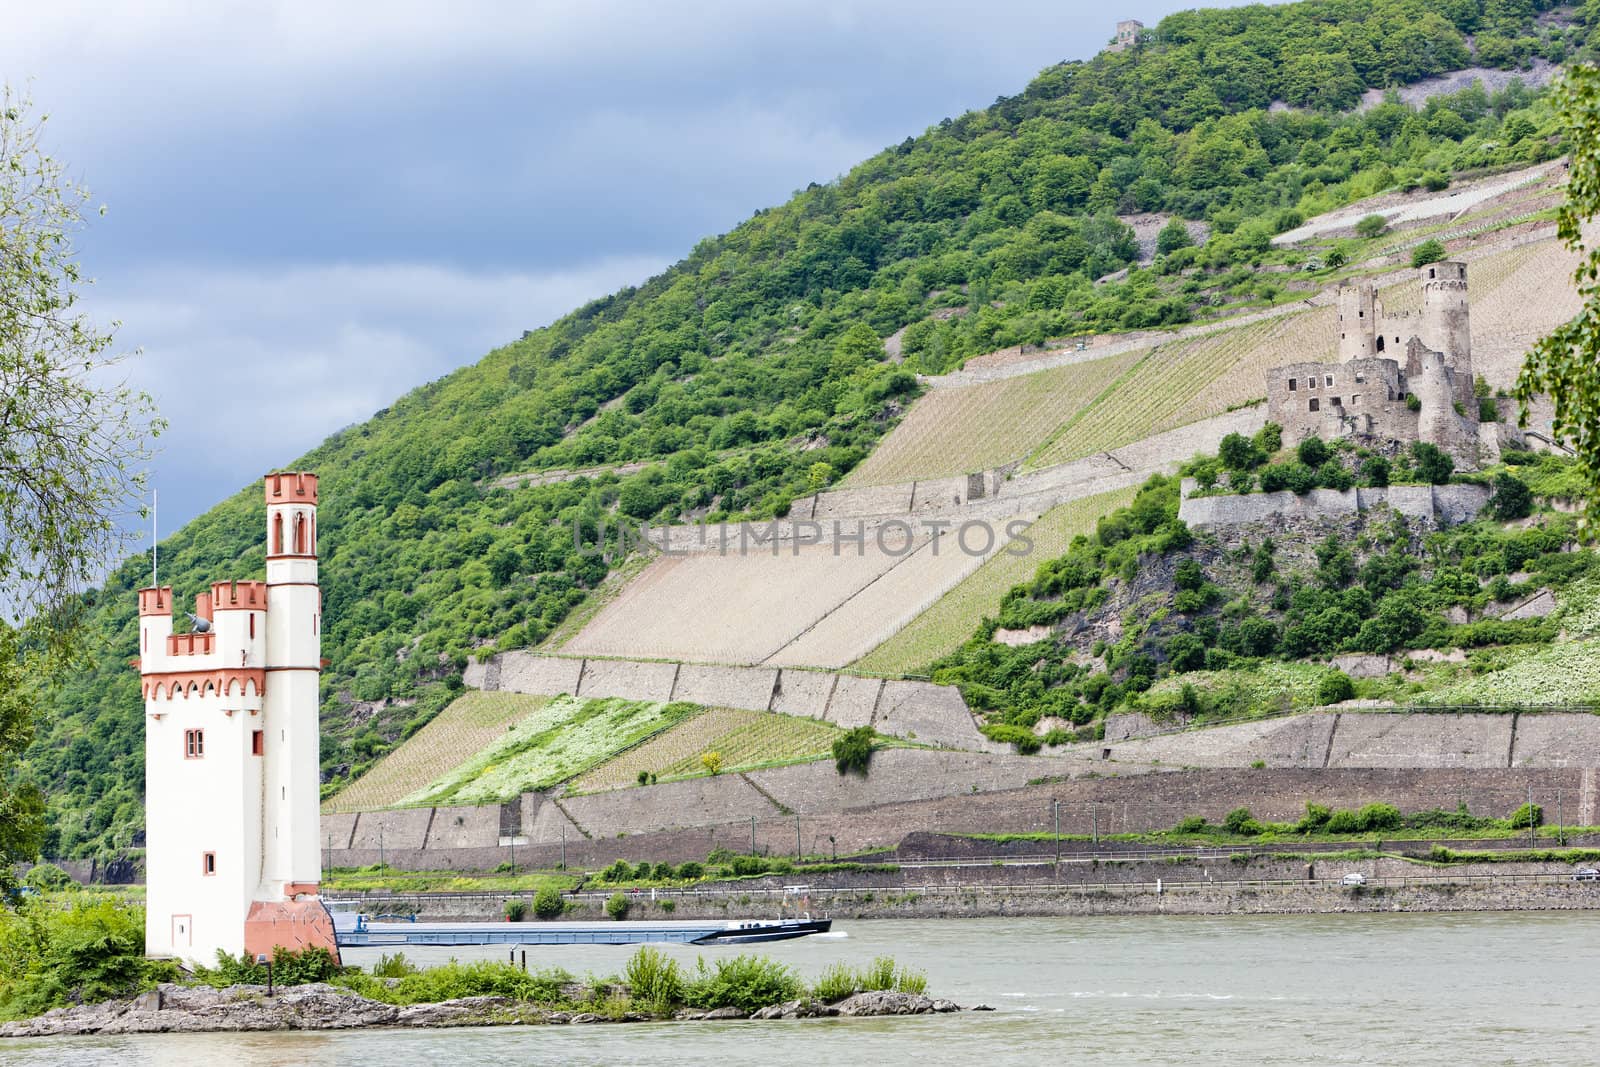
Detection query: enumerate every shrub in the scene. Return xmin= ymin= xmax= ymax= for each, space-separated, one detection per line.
xmin=1508 ymin=802 xmax=1543 ymax=829
xmin=503 ymin=898 xmax=528 ymax=922
xmin=1317 ymin=671 xmax=1356 ymax=704
xmin=1479 ymin=396 xmax=1499 ymax=422
xmin=675 ymin=861 xmax=704 ymax=881
xmin=370 ymin=952 xmax=420 ymax=978
xmin=0 ymin=899 xmax=180 ymax=1019
xmin=533 ymin=884 xmax=566 ymax=920
xmin=832 ymin=725 xmax=876 ymax=775
xmin=1254 ymin=421 xmax=1282 ymax=454
xmin=1410 ymin=442 xmax=1453 ymax=484
xmin=1362 ymin=456 xmax=1391 ymax=487
xmin=981 ymin=722 xmax=1042 ymax=754
xmin=651 ymin=862 xmax=674 ymax=881
xmin=350 ymin=960 xmax=573 ymax=1006
xmin=606 ymin=892 xmax=631 ymax=921
xmin=21 ymin=864 xmax=74 ymax=892
xmin=812 ymin=962 xmax=858 ymax=1002
xmin=600 ymin=859 xmax=633 ymax=883
xmin=701 ymin=751 xmax=724 ymax=776
xmin=1219 ymin=432 xmax=1263 ymax=471
xmin=1355 ymin=214 xmax=1388 ymax=239
xmin=1223 ymin=807 xmax=1260 ymax=835
xmin=1489 ymin=473 xmax=1533 ymax=521
xmin=1410 ymin=238 xmax=1447 ymax=268
xmin=624 ymin=947 xmax=683 ymax=1014
xmin=1296 ymin=436 xmax=1330 ymax=468
xmin=1173 ymin=815 xmax=1209 ymax=834
xmin=683 ymin=954 xmax=802 ymax=1013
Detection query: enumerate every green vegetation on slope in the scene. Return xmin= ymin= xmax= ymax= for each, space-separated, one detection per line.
xmin=400 ymin=696 xmax=698 ymax=806
xmin=21 ymin=0 xmax=1598 ymax=860
xmin=323 ymin=692 xmax=552 ymax=813
xmin=931 ymin=446 xmax=1600 ymax=748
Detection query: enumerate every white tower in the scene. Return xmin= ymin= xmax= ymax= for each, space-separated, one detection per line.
xmin=140 ymin=471 xmax=337 ymax=966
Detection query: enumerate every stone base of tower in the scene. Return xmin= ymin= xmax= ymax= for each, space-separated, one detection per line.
xmin=243 ymin=898 xmax=341 ymax=964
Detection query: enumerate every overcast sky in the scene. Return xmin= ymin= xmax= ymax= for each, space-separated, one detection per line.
xmin=3 ymin=0 xmax=1245 ymax=539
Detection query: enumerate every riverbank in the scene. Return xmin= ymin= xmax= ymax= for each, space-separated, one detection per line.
xmin=0 ymin=982 xmax=963 ymax=1038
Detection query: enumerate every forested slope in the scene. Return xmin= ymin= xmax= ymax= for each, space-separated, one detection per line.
xmin=22 ymin=0 xmax=1595 ymax=858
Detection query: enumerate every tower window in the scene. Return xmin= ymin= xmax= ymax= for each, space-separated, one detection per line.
xmin=1288 ymin=379 xmax=1297 ymax=392
xmin=202 ymin=852 xmax=216 ymax=876
xmin=252 ymin=730 xmax=264 ymax=756
xmin=1326 ymin=375 xmax=1335 ymax=387
xmin=1332 ymin=396 xmax=1342 ymax=407
xmin=185 ymin=729 xmax=205 ymax=758
xmin=1307 ymin=377 xmax=1317 ymax=390
xmin=1309 ymin=398 xmax=1320 ymax=412
xmin=249 ymin=614 xmax=256 ymax=640
xmin=1429 ymin=267 xmax=1436 ymax=278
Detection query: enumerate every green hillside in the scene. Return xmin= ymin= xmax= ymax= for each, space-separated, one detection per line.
xmin=22 ymin=0 xmax=1597 ymax=859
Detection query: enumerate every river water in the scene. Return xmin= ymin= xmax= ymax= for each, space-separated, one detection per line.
xmin=5 ymin=912 xmax=1598 ymax=1065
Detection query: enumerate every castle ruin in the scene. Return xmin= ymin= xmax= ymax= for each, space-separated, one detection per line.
xmin=1107 ymin=19 xmax=1144 ymax=52
xmin=1266 ymin=261 xmax=1483 ymax=466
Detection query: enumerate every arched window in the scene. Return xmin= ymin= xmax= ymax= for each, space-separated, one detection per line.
xmin=272 ymin=512 xmax=283 ymax=554
xmin=1375 ymin=335 xmax=1385 ymax=353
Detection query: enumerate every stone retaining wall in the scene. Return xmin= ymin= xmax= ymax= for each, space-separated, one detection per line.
xmin=1178 ymin=481 xmax=1492 ymax=529
xmin=471 ymin=651 xmax=992 ymax=750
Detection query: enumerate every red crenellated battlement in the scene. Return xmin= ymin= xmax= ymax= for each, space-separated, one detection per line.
xmin=211 ymin=579 xmax=269 ymax=611
xmin=138 ymin=587 xmax=173 ymax=617
xmin=166 ymin=632 xmax=215 ymax=657
xmin=265 ymin=471 xmax=318 ymax=507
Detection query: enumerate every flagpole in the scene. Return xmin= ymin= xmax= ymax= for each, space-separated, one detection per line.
xmin=152 ymin=489 xmax=158 ymax=587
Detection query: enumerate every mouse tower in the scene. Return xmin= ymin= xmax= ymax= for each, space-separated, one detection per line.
xmin=140 ymin=471 xmax=337 ymax=967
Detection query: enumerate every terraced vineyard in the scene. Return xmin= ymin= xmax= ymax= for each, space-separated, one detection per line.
xmin=324 ymin=692 xmax=551 ymax=813
xmin=854 ymin=486 xmax=1137 ymax=675
xmin=571 ymin=707 xmax=842 ymax=792
xmin=1027 ymin=309 xmax=1334 ymax=469
xmin=399 ymin=695 xmax=697 ymax=806
xmin=844 ymin=348 xmax=1142 ymax=486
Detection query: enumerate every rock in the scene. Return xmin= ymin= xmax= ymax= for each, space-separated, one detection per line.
xmin=971 ymin=1004 xmax=995 ymax=1012
xmin=700 ymin=1006 xmax=748 ymax=1020
xmin=930 ymin=999 xmax=961 ymax=1014
xmin=546 ymin=1012 xmax=572 ymax=1024
xmin=569 ymin=1013 xmax=602 ymax=1024
xmin=834 ymin=991 xmax=938 ymax=1016
xmin=396 ymin=995 xmax=517 ymax=1027
xmin=751 ymin=1004 xmax=788 ymax=1020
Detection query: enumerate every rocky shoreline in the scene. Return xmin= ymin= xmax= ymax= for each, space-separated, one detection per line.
xmin=0 ymin=983 xmax=967 ymax=1038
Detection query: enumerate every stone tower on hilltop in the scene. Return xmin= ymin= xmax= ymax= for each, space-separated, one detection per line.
xmin=140 ymin=471 xmax=338 ymax=967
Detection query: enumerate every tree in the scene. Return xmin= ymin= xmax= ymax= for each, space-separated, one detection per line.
xmin=1 ymin=89 xmax=158 ymax=887
xmin=1519 ymin=65 xmax=1600 ymax=527
xmin=1410 ymin=238 xmax=1447 ymax=268
xmin=831 ymin=725 xmax=876 ymax=775
xmin=1155 ymin=218 xmax=1193 ymax=256
xmin=1489 ymin=472 xmax=1533 ymax=521
xmin=1410 ymin=442 xmax=1454 ymax=484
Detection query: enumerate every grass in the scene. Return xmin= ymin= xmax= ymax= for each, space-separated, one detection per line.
xmin=400 ymin=695 xmax=700 ymax=806
xmin=324 ymin=692 xmax=553 ymax=813
xmin=1423 ymin=638 xmax=1600 ymax=707
xmin=572 ymin=707 xmax=843 ymax=792
xmin=843 ymin=348 xmax=1143 ymax=486
xmin=853 ymin=486 xmax=1138 ymax=675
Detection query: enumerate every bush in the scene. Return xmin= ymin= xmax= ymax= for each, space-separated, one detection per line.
xmin=1362 ymin=456 xmax=1391 ymax=487
xmin=1223 ymin=807 xmax=1260 ymax=835
xmin=1296 ymin=436 xmax=1330 ymax=468
xmin=1410 ymin=238 xmax=1447 ymax=268
xmin=1355 ymin=214 xmax=1388 ymax=239
xmin=600 ymin=859 xmax=634 ymax=883
xmin=810 ymin=957 xmax=926 ymax=1002
xmin=1410 ymin=442 xmax=1453 ymax=484
xmin=624 ymin=947 xmax=683 ymax=1014
xmin=675 ymin=861 xmax=704 ymax=881
xmin=21 ymin=864 xmax=74 ymax=892
xmin=370 ymin=952 xmax=420 ymax=978
xmin=1479 ymin=395 xmax=1499 ymax=422
xmin=1508 ymin=802 xmax=1543 ymax=830
xmin=503 ymin=898 xmax=528 ymax=922
xmin=0 ymin=899 xmax=180 ymax=1020
xmin=1173 ymin=816 xmax=1209 ymax=834
xmin=981 ymin=722 xmax=1042 ymax=754
xmin=683 ymin=954 xmax=803 ymax=1013
xmin=533 ymin=884 xmax=566 ymax=920
xmin=1489 ymin=473 xmax=1533 ymax=521
xmin=701 ymin=751 xmax=724 ymax=775
xmin=605 ymin=892 xmax=631 ymax=921
xmin=1317 ymin=671 xmax=1356 ymax=704
xmin=832 ymin=725 xmax=876 ymax=775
